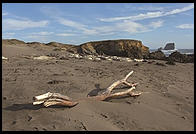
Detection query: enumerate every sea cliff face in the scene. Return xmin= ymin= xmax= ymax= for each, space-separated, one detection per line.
xmin=77 ymin=40 xmax=150 ymax=59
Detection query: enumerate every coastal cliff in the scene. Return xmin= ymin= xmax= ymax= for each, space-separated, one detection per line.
xmin=77 ymin=39 xmax=150 ymax=59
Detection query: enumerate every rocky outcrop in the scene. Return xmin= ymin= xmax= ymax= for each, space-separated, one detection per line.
xmin=149 ymin=50 xmax=166 ymax=60
xmin=168 ymin=51 xmax=194 ymax=63
xmin=157 ymin=47 xmax=163 ymax=51
xmin=77 ymin=39 xmax=149 ymax=59
xmin=164 ymin=43 xmax=175 ymax=50
xmin=187 ymin=54 xmax=194 ymax=63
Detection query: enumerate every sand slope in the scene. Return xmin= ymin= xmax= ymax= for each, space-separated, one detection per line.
xmin=2 ymin=43 xmax=194 ymax=131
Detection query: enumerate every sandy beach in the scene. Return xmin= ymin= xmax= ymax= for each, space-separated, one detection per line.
xmin=2 ymin=42 xmax=194 ymax=131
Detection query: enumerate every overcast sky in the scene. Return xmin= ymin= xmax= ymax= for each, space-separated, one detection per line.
xmin=2 ymin=3 xmax=194 ymax=49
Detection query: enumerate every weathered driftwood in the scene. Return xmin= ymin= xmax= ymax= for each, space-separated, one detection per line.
xmin=87 ymin=71 xmax=141 ymax=101
xmin=21 ymin=55 xmax=56 ymax=60
xmin=33 ymin=56 xmax=55 ymax=60
xmin=2 ymin=56 xmax=8 ymax=60
xmin=33 ymin=92 xmax=78 ymax=107
xmin=134 ymin=59 xmax=144 ymax=62
xmin=33 ymin=71 xmax=141 ymax=107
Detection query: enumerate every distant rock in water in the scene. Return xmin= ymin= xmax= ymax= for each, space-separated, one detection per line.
xmin=168 ymin=51 xmax=194 ymax=63
xmin=77 ymin=39 xmax=150 ymax=59
xmin=164 ymin=43 xmax=175 ymax=50
xmin=149 ymin=50 xmax=166 ymax=60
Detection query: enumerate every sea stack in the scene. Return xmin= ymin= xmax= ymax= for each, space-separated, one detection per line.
xmin=163 ymin=43 xmax=175 ymax=50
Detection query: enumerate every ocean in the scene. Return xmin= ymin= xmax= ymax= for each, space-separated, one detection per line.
xmin=150 ymin=49 xmax=194 ymax=57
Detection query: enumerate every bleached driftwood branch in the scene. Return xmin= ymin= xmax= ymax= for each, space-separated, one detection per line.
xmin=33 ymin=71 xmax=142 ymax=108
xmin=33 ymin=92 xmax=78 ymax=107
xmin=2 ymin=56 xmax=8 ymax=60
xmin=21 ymin=55 xmax=56 ymax=60
xmin=87 ymin=71 xmax=141 ymax=101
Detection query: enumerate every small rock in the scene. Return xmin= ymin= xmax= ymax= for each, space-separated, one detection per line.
xmin=28 ymin=115 xmax=32 ymax=122
xmin=181 ymin=116 xmax=187 ymax=120
xmin=12 ymin=121 xmax=16 ymax=125
xmin=53 ymin=125 xmax=56 ymax=129
xmin=100 ymin=113 xmax=108 ymax=118
xmin=34 ymin=127 xmax=39 ymax=131
xmin=42 ymin=128 xmax=47 ymax=131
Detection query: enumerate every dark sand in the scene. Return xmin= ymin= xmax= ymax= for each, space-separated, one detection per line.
xmin=2 ymin=43 xmax=194 ymax=131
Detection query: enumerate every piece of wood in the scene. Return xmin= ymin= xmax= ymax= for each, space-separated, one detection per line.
xmin=33 ymin=92 xmax=77 ymax=107
xmin=33 ymin=100 xmax=45 ymax=105
xmin=102 ymin=71 xmax=135 ymax=94
xmin=88 ymin=71 xmax=142 ymax=101
xmin=103 ymin=71 xmax=133 ymax=94
xmin=123 ymin=71 xmax=134 ymax=81
xmin=32 ymin=71 xmax=142 ymax=108
xmin=2 ymin=56 xmax=8 ymax=60
xmin=33 ymin=92 xmax=53 ymax=101
xmin=33 ymin=56 xmax=55 ymax=60
xmin=33 ymin=92 xmax=71 ymax=101
xmin=43 ymin=99 xmax=78 ymax=107
xmin=88 ymin=86 xmax=138 ymax=101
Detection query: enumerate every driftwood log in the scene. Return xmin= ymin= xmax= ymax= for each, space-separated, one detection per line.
xmin=2 ymin=56 xmax=8 ymax=60
xmin=33 ymin=71 xmax=141 ymax=107
xmin=33 ymin=92 xmax=78 ymax=107
xmin=87 ymin=71 xmax=141 ymax=101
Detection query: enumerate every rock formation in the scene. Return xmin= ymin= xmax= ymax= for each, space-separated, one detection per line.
xmin=149 ymin=50 xmax=166 ymax=60
xmin=168 ymin=51 xmax=194 ymax=63
xmin=157 ymin=47 xmax=163 ymax=51
xmin=164 ymin=43 xmax=175 ymax=50
xmin=77 ymin=39 xmax=149 ymax=59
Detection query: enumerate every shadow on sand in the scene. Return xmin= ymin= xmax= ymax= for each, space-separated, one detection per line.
xmin=87 ymin=83 xmax=132 ymax=97
xmin=4 ymin=103 xmax=74 ymax=111
xmin=87 ymin=83 xmax=139 ymax=102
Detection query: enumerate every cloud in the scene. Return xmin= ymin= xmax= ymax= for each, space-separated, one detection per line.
xmin=33 ymin=31 xmax=54 ymax=36
xmin=41 ymin=6 xmax=164 ymax=36
xmin=56 ymin=33 xmax=76 ymax=36
xmin=2 ymin=32 xmax=15 ymax=39
xmin=57 ymin=18 xmax=86 ymax=30
xmin=2 ymin=12 xmax=8 ymax=16
xmin=115 ymin=21 xmax=148 ymax=33
xmin=149 ymin=20 xmax=164 ymax=28
xmin=25 ymin=34 xmax=50 ymax=43
xmin=2 ymin=18 xmax=49 ymax=31
xmin=57 ymin=17 xmax=163 ymax=36
xmin=3 ymin=32 xmax=15 ymax=36
xmin=57 ymin=17 xmax=98 ymax=35
xmin=164 ymin=4 xmax=194 ymax=15
xmin=137 ymin=6 xmax=164 ymax=11
xmin=25 ymin=31 xmax=54 ymax=40
xmin=176 ymin=24 xmax=194 ymax=29
xmin=99 ymin=4 xmax=194 ymax=22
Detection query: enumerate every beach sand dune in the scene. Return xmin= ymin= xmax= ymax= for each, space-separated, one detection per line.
xmin=2 ymin=42 xmax=194 ymax=131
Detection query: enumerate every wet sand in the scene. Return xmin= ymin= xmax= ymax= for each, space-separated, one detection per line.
xmin=2 ymin=42 xmax=194 ymax=131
